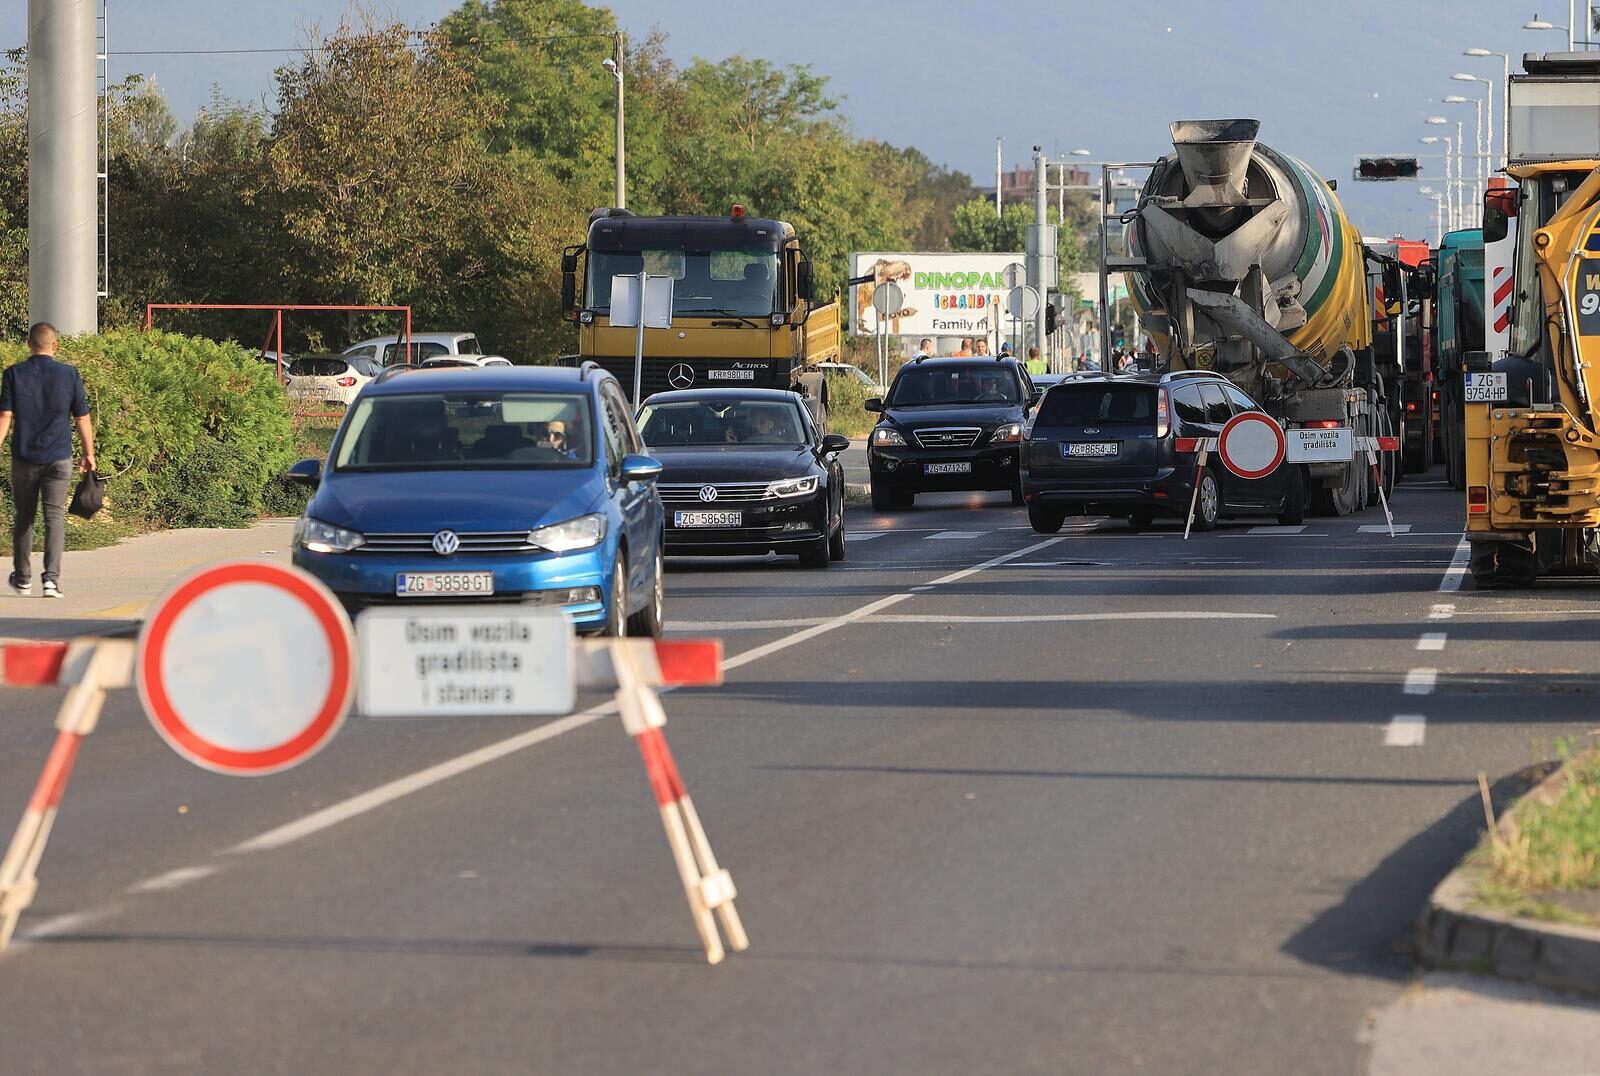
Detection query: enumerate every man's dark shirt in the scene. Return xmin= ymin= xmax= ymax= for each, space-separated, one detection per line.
xmin=0 ymin=355 xmax=89 ymax=464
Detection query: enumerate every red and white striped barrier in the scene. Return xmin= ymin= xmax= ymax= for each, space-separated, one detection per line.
xmin=0 ymin=638 xmax=135 ymax=950
xmin=598 ymin=639 xmax=747 ymax=965
xmin=1181 ymin=434 xmax=1401 ymax=539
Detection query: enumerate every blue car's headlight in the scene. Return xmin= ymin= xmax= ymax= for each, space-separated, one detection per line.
xmin=528 ymin=513 xmax=607 ymax=552
xmin=766 ymin=475 xmax=819 ymax=498
xmin=296 ymin=516 xmax=365 ymax=554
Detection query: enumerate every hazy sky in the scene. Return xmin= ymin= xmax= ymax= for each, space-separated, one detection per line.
xmin=4 ymin=0 xmax=1560 ymax=239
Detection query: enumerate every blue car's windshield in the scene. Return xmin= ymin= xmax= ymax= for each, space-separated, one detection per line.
xmin=333 ymin=392 xmax=595 ymax=470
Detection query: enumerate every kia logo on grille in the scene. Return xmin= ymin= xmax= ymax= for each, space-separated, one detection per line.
xmin=698 ymin=485 xmax=719 ymax=502
xmin=668 ymin=364 xmax=695 ymax=389
xmin=432 ymin=529 xmax=461 ymax=555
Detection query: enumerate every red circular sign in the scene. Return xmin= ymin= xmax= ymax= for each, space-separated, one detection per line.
xmin=1217 ymin=412 xmax=1287 ymax=480
xmin=137 ymin=562 xmax=354 ymax=775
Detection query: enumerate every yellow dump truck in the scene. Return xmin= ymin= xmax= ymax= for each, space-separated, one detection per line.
xmin=559 ymin=206 xmax=841 ymax=418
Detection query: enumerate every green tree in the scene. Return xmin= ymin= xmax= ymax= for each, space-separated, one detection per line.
xmin=0 ymin=49 xmax=26 ymax=337
xmin=950 ymin=197 xmax=1087 ymax=293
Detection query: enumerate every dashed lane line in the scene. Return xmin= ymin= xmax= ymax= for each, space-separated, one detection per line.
xmin=1385 ymin=714 xmax=1427 ymax=747
xmin=926 ymin=531 xmax=984 ymax=540
xmin=1248 ymin=525 xmax=1306 ymax=535
xmin=1360 ymin=524 xmax=1412 ymax=533
xmin=1416 ymin=633 xmax=1448 ymax=652
xmin=1439 ymin=536 xmax=1470 ymax=592
xmin=1404 ymin=668 xmax=1438 ymax=696
xmin=671 ymin=611 xmax=1277 ymax=630
xmin=1430 ymin=603 xmax=1456 ymax=620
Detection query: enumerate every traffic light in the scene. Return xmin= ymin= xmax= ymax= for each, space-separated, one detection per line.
xmin=1354 ymin=157 xmax=1421 ymax=181
xmin=1045 ymin=302 xmax=1057 ymax=335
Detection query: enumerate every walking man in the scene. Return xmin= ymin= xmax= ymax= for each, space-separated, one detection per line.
xmin=0 ymin=323 xmax=95 ymax=598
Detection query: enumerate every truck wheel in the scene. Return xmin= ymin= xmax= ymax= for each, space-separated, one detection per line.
xmin=1277 ymin=466 xmax=1306 ymax=526
xmin=1470 ymin=540 xmax=1538 ymax=588
xmin=1310 ymin=462 xmax=1360 ymax=516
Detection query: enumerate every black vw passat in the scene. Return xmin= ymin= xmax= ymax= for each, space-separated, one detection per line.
xmin=1021 ymin=371 xmax=1304 ymax=533
xmin=637 ymin=388 xmax=849 ymax=567
xmin=865 ymin=357 xmax=1038 ymax=510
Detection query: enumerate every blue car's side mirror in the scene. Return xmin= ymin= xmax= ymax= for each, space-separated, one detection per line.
xmin=287 ymin=458 xmax=322 ymax=487
xmin=619 ymin=454 xmax=663 ymax=484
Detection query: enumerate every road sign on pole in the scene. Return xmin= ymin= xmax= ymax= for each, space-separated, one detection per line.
xmin=1217 ymin=413 xmax=1287 ymax=480
xmin=1003 ymin=262 xmax=1026 ymax=290
xmin=1006 ymin=285 xmax=1041 ymax=321
xmin=611 ymin=272 xmax=674 ymax=404
xmin=136 ymin=562 xmax=355 ymax=775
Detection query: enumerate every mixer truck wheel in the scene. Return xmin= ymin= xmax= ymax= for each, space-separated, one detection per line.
xmin=1310 ymin=462 xmax=1360 ymax=517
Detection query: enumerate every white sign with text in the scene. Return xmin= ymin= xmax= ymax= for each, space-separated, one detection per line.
xmin=1285 ymin=427 xmax=1353 ymax=463
xmin=356 ymin=607 xmax=575 ymax=718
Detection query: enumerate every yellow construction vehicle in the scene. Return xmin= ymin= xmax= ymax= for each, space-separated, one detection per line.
xmin=1463 ymin=158 xmax=1600 ymax=584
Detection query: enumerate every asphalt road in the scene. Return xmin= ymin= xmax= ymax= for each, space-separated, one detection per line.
xmin=2 ymin=468 xmax=1597 ymax=1074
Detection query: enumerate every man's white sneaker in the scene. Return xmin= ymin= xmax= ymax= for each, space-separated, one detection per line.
xmin=42 ymin=581 xmax=62 ymax=599
xmin=8 ymin=573 xmax=30 ymax=596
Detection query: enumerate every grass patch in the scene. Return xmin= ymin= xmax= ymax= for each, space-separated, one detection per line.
xmin=826 ymin=370 xmax=877 ymax=439
xmin=1473 ymin=746 xmax=1600 ymax=926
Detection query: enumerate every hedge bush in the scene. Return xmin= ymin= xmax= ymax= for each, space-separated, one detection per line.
xmin=0 ymin=329 xmax=298 ymax=530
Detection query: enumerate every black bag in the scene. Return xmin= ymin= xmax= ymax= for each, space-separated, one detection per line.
xmin=68 ymin=470 xmax=105 ymax=519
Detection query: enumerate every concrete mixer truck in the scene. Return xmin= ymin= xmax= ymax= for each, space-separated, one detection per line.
xmin=1122 ymin=119 xmax=1399 ymax=515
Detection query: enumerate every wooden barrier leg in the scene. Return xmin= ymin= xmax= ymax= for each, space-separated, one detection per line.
xmin=635 ymin=725 xmax=724 ymax=964
xmin=1367 ymin=445 xmax=1397 ymax=537
xmin=647 ymin=730 xmax=747 ymax=952
xmin=0 ymin=643 xmax=117 ymax=952
xmin=1184 ymin=446 xmax=1210 ymax=541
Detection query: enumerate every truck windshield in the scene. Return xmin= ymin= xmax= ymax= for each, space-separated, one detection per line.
xmin=586 ymin=249 xmax=780 ymax=318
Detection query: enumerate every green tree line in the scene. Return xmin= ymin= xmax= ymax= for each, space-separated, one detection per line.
xmin=0 ymin=1 xmax=1007 ymax=357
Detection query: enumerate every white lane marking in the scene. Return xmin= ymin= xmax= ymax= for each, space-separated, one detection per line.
xmin=926 ymin=531 xmax=984 ymax=540
xmin=1404 ymin=668 xmax=1438 ymax=695
xmin=924 ymin=536 xmax=1066 ymax=588
xmin=1384 ymin=714 xmax=1427 ymax=747
xmin=1248 ymin=525 xmax=1306 ymax=534
xmin=1360 ymin=524 xmax=1412 ymax=533
xmin=127 ymin=865 xmax=218 ymax=893
xmin=847 ymin=532 xmax=886 ymax=541
xmin=1439 ymin=537 xmax=1470 ymax=592
xmin=1416 ymin=633 xmax=1447 ymax=652
xmin=1225 ymin=532 xmax=1327 ymax=538
xmin=10 ymin=907 xmax=122 ymax=950
xmin=671 ymin=611 xmax=1276 ymax=630
xmin=910 ymin=586 xmax=935 ymax=592
xmin=1430 ymin=603 xmax=1456 ymax=620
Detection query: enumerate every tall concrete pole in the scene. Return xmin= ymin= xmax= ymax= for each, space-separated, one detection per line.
xmin=28 ymin=0 xmax=99 ymax=335
xmin=609 ymin=32 xmax=625 ymax=210
xmin=1031 ymin=146 xmax=1049 ymax=364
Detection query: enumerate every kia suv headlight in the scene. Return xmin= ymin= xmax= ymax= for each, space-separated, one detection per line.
xmin=527 ymin=513 xmax=607 ymax=552
xmin=296 ymin=516 xmax=366 ymax=554
xmin=871 ymin=426 xmax=905 ymax=447
xmin=991 ymin=422 xmax=1024 ymax=444
xmin=766 ymin=475 xmax=820 ymax=498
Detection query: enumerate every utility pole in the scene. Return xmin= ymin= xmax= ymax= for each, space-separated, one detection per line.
xmin=1028 ymin=146 xmax=1053 ymax=366
xmin=611 ymin=31 xmax=625 ymax=209
xmin=28 ymin=0 xmax=99 ymax=335
xmin=995 ymin=137 xmax=1003 ymax=216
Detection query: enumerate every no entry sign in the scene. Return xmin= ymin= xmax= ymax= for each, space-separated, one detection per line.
xmin=1217 ymin=412 xmax=1287 ymax=480
xmin=137 ymin=562 xmax=355 ymax=775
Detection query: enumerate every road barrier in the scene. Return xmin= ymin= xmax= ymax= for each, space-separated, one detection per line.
xmin=0 ymin=638 xmax=135 ymax=949
xmin=1181 ymin=434 xmax=1400 ymax=538
xmin=0 ymin=565 xmax=748 ymax=966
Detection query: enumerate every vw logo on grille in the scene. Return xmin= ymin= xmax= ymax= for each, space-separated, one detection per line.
xmin=668 ymin=363 xmax=695 ymax=390
xmin=698 ymin=485 xmax=719 ymax=503
xmin=432 ymin=529 xmax=461 ymax=555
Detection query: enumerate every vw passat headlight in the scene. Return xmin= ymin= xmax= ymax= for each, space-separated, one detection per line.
xmin=296 ymin=516 xmax=366 ymax=554
xmin=766 ymin=475 xmax=820 ymax=499
xmin=991 ymin=422 xmax=1024 ymax=444
xmin=527 ymin=513 xmax=607 ymax=552
xmin=871 ymin=426 xmax=905 ymax=447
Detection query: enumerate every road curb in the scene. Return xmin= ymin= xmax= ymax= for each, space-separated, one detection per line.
xmin=1416 ymin=755 xmax=1600 ymax=995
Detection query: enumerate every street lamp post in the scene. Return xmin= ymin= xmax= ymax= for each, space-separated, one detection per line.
xmin=602 ymin=39 xmax=625 ymax=209
xmin=1424 ymin=120 xmax=1457 ymax=229
xmin=1419 ymin=186 xmax=1445 ymax=244
xmin=1453 ymin=72 xmax=1494 ymax=182
xmin=1058 ymin=148 xmax=1091 ymax=221
xmin=1444 ymin=95 xmax=1483 ymax=212
xmin=1524 ymin=10 xmax=1574 ymax=51
xmin=1464 ymin=48 xmax=1511 ymax=167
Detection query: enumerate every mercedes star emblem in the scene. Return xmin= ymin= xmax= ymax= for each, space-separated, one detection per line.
xmin=668 ymin=363 xmax=695 ymax=390
xmin=698 ymin=485 xmax=719 ymax=503
xmin=432 ymin=529 xmax=461 ymax=555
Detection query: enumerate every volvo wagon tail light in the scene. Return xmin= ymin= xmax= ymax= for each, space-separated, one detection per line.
xmin=1156 ymin=388 xmax=1171 ymax=438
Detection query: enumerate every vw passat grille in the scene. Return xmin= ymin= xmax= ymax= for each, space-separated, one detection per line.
xmin=658 ymin=482 xmax=775 ymax=504
xmin=359 ymin=531 xmax=536 ymax=554
xmin=913 ymin=427 xmax=982 ymax=449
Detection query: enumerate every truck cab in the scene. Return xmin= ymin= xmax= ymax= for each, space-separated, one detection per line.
xmin=560 ymin=207 xmax=840 ymax=413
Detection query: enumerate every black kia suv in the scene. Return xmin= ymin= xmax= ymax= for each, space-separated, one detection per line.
xmin=865 ymin=357 xmax=1038 ymax=510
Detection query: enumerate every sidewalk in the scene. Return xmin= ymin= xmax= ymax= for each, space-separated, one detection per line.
xmin=0 ymin=519 xmax=294 ymax=640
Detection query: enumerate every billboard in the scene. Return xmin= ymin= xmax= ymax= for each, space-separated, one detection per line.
xmin=850 ymin=252 xmax=1025 ymax=339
